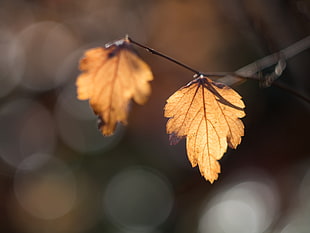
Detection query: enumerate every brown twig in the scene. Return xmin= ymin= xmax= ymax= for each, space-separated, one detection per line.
xmin=128 ymin=36 xmax=310 ymax=104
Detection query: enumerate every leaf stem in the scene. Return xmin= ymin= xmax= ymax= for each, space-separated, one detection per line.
xmin=128 ymin=37 xmax=201 ymax=75
xmin=128 ymin=36 xmax=310 ymax=104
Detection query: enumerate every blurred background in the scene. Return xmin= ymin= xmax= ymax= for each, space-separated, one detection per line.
xmin=0 ymin=0 xmax=309 ymax=232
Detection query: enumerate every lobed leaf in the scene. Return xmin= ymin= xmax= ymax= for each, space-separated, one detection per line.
xmin=76 ymin=38 xmax=153 ymax=135
xmin=164 ymin=76 xmax=245 ymax=183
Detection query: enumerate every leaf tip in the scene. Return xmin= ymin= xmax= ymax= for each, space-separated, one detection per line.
xmin=201 ymin=169 xmax=220 ymax=184
xmin=208 ymin=179 xmax=215 ymax=184
xmin=168 ymin=133 xmax=183 ymax=145
xmin=202 ymin=172 xmax=219 ymax=184
xmin=96 ymin=115 xmax=120 ymax=136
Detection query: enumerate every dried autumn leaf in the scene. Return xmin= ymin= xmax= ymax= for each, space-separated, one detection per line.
xmin=76 ymin=38 xmax=153 ymax=135
xmin=164 ymin=76 xmax=245 ymax=183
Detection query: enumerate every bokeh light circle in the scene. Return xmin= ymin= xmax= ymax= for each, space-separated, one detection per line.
xmin=55 ymin=84 xmax=123 ymax=153
xmin=0 ymin=98 xmax=56 ymax=168
xmin=0 ymin=29 xmax=24 ymax=97
xmin=198 ymin=173 xmax=280 ymax=233
xmin=279 ymin=162 xmax=310 ymax=233
xmin=18 ymin=21 xmax=80 ymax=91
xmin=14 ymin=154 xmax=77 ymax=220
xmin=103 ymin=167 xmax=174 ymax=231
xmin=298 ymin=163 xmax=310 ymax=208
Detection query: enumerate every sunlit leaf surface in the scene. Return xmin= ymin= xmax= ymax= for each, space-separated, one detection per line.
xmin=164 ymin=76 xmax=245 ymax=183
xmin=76 ymin=38 xmax=153 ymax=135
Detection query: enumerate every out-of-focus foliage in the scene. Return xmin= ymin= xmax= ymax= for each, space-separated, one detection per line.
xmin=0 ymin=0 xmax=309 ymax=233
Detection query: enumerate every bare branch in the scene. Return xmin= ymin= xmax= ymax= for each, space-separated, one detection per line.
xmin=236 ymin=35 xmax=310 ymax=76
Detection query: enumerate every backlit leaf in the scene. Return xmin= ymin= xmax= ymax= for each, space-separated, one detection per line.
xmin=76 ymin=38 xmax=153 ymax=135
xmin=164 ymin=76 xmax=245 ymax=183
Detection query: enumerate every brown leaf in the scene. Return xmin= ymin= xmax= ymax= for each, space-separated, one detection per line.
xmin=76 ymin=38 xmax=153 ymax=135
xmin=164 ymin=76 xmax=245 ymax=183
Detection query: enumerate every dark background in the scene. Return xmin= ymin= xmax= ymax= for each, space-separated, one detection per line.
xmin=0 ymin=0 xmax=309 ymax=233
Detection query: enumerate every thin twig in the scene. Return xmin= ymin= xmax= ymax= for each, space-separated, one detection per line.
xmin=236 ymin=35 xmax=310 ymax=76
xmin=272 ymin=81 xmax=310 ymax=103
xmin=128 ymin=37 xmax=201 ymax=75
xmin=128 ymin=36 xmax=310 ymax=104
